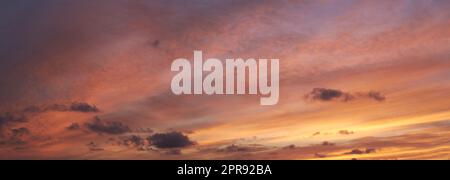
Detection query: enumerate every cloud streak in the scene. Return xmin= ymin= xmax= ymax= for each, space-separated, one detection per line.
xmin=305 ymin=88 xmax=386 ymax=102
xmin=23 ymin=102 xmax=99 ymax=113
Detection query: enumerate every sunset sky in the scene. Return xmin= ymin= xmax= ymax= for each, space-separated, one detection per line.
xmin=0 ymin=0 xmax=449 ymax=160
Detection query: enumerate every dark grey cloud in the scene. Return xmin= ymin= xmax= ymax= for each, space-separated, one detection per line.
xmin=85 ymin=116 xmax=131 ymax=135
xmin=23 ymin=102 xmax=99 ymax=113
xmin=148 ymin=131 xmax=195 ymax=149
xmin=344 ymin=148 xmax=377 ymax=155
xmin=306 ymin=88 xmax=353 ymax=102
xmin=69 ymin=102 xmax=99 ymax=112
xmin=306 ymin=88 xmax=386 ymax=102
xmin=123 ymin=135 xmax=146 ymax=147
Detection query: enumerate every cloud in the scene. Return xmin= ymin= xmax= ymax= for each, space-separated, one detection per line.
xmin=215 ymin=144 xmax=269 ymax=153
xmin=11 ymin=127 xmax=30 ymax=138
xmin=344 ymin=148 xmax=377 ymax=155
xmin=152 ymin=40 xmax=160 ymax=48
xmin=66 ymin=123 xmax=81 ymax=131
xmin=338 ymin=130 xmax=354 ymax=135
xmin=148 ymin=132 xmax=195 ymax=149
xmin=0 ymin=112 xmax=27 ymax=130
xmin=165 ymin=149 xmax=182 ymax=155
xmin=23 ymin=104 xmax=66 ymax=113
xmin=1 ymin=102 xmax=97 ymax=134
xmin=306 ymin=88 xmax=354 ymax=102
xmin=135 ymin=128 xmax=154 ymax=134
xmin=306 ymin=88 xmax=386 ymax=102
xmin=218 ymin=144 xmax=251 ymax=153
xmin=0 ymin=127 xmax=31 ymax=146
xmin=283 ymin=144 xmax=297 ymax=150
xmin=87 ymin=141 xmax=104 ymax=151
xmin=314 ymin=153 xmax=327 ymax=158
xmin=322 ymin=141 xmax=335 ymax=146
xmin=0 ymin=0 xmax=448 ymax=160
xmin=1 ymin=102 xmax=97 ymax=133
xmin=123 ymin=135 xmax=147 ymax=147
xmin=366 ymin=91 xmax=386 ymax=102
xmin=69 ymin=102 xmax=99 ymax=112
xmin=85 ymin=116 xmax=131 ymax=135
xmin=23 ymin=102 xmax=99 ymax=113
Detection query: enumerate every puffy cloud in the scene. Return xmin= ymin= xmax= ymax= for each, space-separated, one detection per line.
xmin=85 ymin=116 xmax=131 ymax=135
xmin=148 ymin=132 xmax=195 ymax=149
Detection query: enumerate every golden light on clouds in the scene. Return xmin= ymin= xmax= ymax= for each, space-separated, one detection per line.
xmin=0 ymin=0 xmax=449 ymax=160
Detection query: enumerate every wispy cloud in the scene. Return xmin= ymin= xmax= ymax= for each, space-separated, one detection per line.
xmin=305 ymin=88 xmax=386 ymax=102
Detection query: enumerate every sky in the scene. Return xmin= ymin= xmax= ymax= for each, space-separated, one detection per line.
xmin=0 ymin=0 xmax=449 ymax=160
